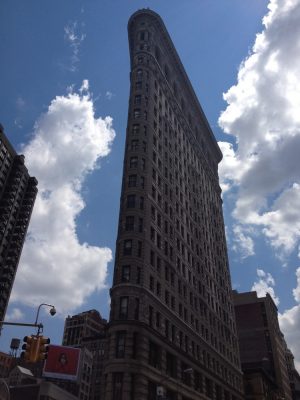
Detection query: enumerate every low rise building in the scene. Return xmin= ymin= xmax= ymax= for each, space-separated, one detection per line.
xmin=233 ymin=291 xmax=293 ymax=399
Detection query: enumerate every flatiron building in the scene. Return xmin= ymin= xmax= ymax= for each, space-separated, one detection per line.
xmin=104 ymin=10 xmax=243 ymax=400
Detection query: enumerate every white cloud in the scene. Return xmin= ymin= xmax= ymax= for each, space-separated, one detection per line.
xmin=279 ymin=267 xmax=300 ymax=371
xmin=279 ymin=305 xmax=300 ymax=372
xmin=251 ymin=268 xmax=279 ymax=306
xmin=105 ymin=91 xmax=114 ymax=100
xmin=11 ymin=81 xmax=115 ymax=315
xmin=5 ymin=308 xmax=25 ymax=322
xmin=293 ymin=267 xmax=300 ymax=302
xmin=218 ymin=0 xmax=300 ymax=257
xmin=64 ymin=21 xmax=86 ymax=72
xmin=232 ymin=225 xmax=255 ymax=259
xmin=80 ymin=79 xmax=89 ymax=93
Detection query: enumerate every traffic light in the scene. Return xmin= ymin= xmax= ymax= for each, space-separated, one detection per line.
xmin=36 ymin=336 xmax=50 ymax=361
xmin=21 ymin=335 xmax=39 ymax=362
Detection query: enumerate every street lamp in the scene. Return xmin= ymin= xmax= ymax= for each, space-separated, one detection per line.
xmin=34 ymin=303 xmax=56 ymax=334
xmin=0 ymin=303 xmax=56 ymax=337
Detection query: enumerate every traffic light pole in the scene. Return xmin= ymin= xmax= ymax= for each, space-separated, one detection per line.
xmin=0 ymin=321 xmax=43 ymax=330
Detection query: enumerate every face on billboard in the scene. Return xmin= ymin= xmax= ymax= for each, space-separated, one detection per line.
xmin=43 ymin=345 xmax=81 ymax=381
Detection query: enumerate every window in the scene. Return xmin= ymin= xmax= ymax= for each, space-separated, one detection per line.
xmin=166 ymin=352 xmax=177 ymax=378
xmin=139 ymin=31 xmax=148 ymax=41
xmin=137 ymin=241 xmax=142 ymax=257
xmin=165 ymin=319 xmax=169 ymax=338
xmin=149 ymin=306 xmax=153 ymax=327
xmin=182 ymin=362 xmax=192 ymax=385
xmin=165 ymin=290 xmax=169 ymax=306
xmin=156 ymin=282 xmax=161 ymax=296
xmin=137 ymin=69 xmax=143 ymax=79
xmin=150 ymin=250 xmax=155 ymax=266
xmin=156 ymin=312 xmax=161 ymax=328
xmin=134 ymin=95 xmax=141 ymax=105
xmin=171 ymin=325 xmax=176 ymax=342
xmin=139 ymin=196 xmax=144 ymax=209
xmin=134 ymin=298 xmax=139 ymax=320
xmin=121 ymin=265 xmax=130 ymax=282
xmin=150 ymin=276 xmax=154 ymax=291
xmin=205 ymin=378 xmax=213 ymax=398
xmin=131 ymin=139 xmax=139 ymax=150
xmin=116 ymin=331 xmax=126 ymax=358
xmin=132 ymin=124 xmax=139 ymax=135
xmin=139 ymin=217 xmax=143 ymax=232
xmin=150 ymin=227 xmax=155 ymax=242
xmin=134 ymin=109 xmax=141 ymax=119
xmin=155 ymin=46 xmax=161 ymax=64
xmin=125 ymin=216 xmax=134 ymax=231
xmin=119 ymin=297 xmax=128 ymax=319
xmin=123 ymin=240 xmax=132 ymax=255
xmin=141 ymin=158 xmax=146 ymax=170
xmin=130 ymin=156 xmax=138 ymax=168
xmin=113 ymin=373 xmax=123 ymax=400
xmin=149 ymin=341 xmax=161 ymax=369
xmin=127 ymin=194 xmax=136 ymax=208
xmin=194 ymin=372 xmax=203 ymax=392
xmin=128 ymin=174 xmax=137 ymax=187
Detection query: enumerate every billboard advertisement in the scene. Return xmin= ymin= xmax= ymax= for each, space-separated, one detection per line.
xmin=43 ymin=345 xmax=81 ymax=381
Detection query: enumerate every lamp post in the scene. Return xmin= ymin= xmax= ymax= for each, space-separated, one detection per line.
xmin=0 ymin=303 xmax=56 ymax=335
xmin=34 ymin=303 xmax=56 ymax=334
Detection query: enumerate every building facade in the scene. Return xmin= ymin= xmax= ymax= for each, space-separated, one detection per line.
xmin=233 ymin=291 xmax=293 ymax=400
xmin=0 ymin=125 xmax=38 ymax=323
xmin=104 ymin=9 xmax=243 ymax=400
xmin=285 ymin=347 xmax=300 ymax=400
xmin=62 ymin=310 xmax=108 ymax=400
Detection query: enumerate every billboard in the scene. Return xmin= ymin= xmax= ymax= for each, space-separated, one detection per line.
xmin=43 ymin=345 xmax=81 ymax=381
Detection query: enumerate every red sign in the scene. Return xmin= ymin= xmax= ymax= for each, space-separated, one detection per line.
xmin=43 ymin=345 xmax=81 ymax=381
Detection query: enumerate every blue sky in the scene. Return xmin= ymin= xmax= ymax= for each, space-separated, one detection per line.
xmin=1 ymin=0 xmax=300 ymax=370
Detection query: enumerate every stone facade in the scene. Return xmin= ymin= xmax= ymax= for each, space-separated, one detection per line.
xmin=62 ymin=310 xmax=107 ymax=400
xmin=104 ymin=9 xmax=244 ymax=400
xmin=233 ymin=291 xmax=293 ymax=399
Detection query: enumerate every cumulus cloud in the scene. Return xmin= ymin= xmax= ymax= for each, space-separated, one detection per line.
xmin=64 ymin=21 xmax=86 ymax=72
xmin=218 ymin=0 xmax=300 ymax=257
xmin=5 ymin=308 xmax=25 ymax=322
xmin=11 ymin=81 xmax=115 ymax=314
xmin=251 ymin=268 xmax=279 ymax=306
xmin=280 ymin=305 xmax=300 ymax=372
xmin=232 ymin=225 xmax=255 ymax=259
xmin=279 ymin=267 xmax=300 ymax=371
